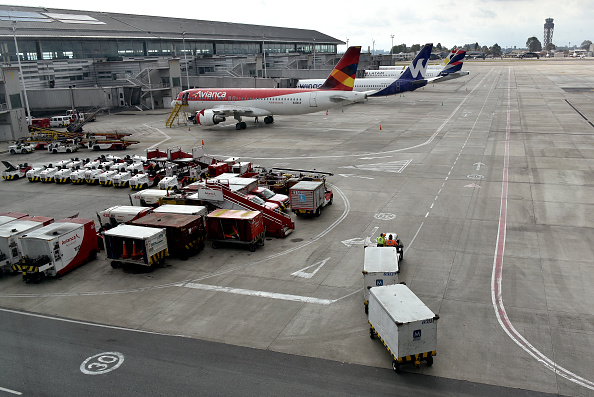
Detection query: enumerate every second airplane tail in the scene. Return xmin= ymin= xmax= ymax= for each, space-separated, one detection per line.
xmin=399 ymin=43 xmax=433 ymax=81
xmin=319 ymin=46 xmax=361 ymax=91
xmin=440 ymin=49 xmax=466 ymax=74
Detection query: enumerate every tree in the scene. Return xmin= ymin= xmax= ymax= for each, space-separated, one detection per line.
xmin=409 ymin=44 xmax=421 ymax=53
xmin=581 ymin=40 xmax=592 ymax=50
xmin=526 ymin=37 xmax=542 ymax=52
xmin=436 ymin=43 xmax=442 ymax=51
xmin=545 ymin=42 xmax=556 ymax=52
xmin=474 ymin=42 xmax=479 ymax=50
xmin=481 ymin=45 xmax=489 ymax=55
xmin=490 ymin=43 xmax=502 ymax=57
xmin=391 ymin=44 xmax=407 ymax=54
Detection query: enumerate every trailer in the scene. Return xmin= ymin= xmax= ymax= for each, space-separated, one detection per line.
xmin=13 ymin=218 xmax=99 ymax=283
xmin=0 ymin=212 xmax=28 ymax=227
xmin=130 ymin=213 xmax=206 ymax=260
xmin=98 ymin=206 xmax=152 ymax=227
xmin=362 ymin=247 xmax=400 ymax=314
xmin=368 ymin=284 xmax=439 ymax=372
xmin=289 ymin=180 xmax=333 ymax=217
xmin=206 ymin=209 xmax=265 ymax=252
xmin=0 ymin=216 xmax=54 ymax=274
xmin=104 ymin=224 xmax=168 ymax=268
xmin=129 ymin=189 xmax=170 ymax=207
xmin=366 ymin=231 xmax=404 ymax=262
xmin=153 ymin=204 xmax=207 ymax=217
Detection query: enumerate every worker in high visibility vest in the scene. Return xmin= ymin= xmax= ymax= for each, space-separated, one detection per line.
xmin=386 ymin=234 xmax=395 ymax=247
xmin=376 ymin=234 xmax=385 ymax=247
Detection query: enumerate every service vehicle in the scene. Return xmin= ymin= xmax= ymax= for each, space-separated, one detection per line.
xmin=49 ymin=115 xmax=71 ymax=127
xmin=47 ymin=141 xmax=78 ymax=154
xmin=129 ymin=189 xmax=169 ymax=207
xmin=112 ymin=171 xmax=133 ymax=187
xmin=245 ymin=194 xmax=280 ymax=212
xmin=26 ymin=167 xmax=47 ymax=183
xmin=250 ymin=187 xmax=290 ymax=210
xmin=54 ymin=167 xmax=74 ymax=183
xmin=158 ymin=175 xmax=187 ymax=190
xmin=84 ymin=167 xmax=104 ymax=185
xmin=0 ymin=212 xmax=29 ymax=227
xmin=2 ymin=161 xmax=32 ymax=180
xmin=104 ymin=224 xmax=168 ymax=268
xmin=39 ymin=166 xmax=59 ymax=183
xmin=362 ymin=247 xmax=400 ymax=314
xmin=206 ymin=209 xmax=265 ymax=252
xmin=69 ymin=168 xmax=87 ymax=184
xmin=98 ymin=205 xmax=152 ymax=227
xmin=368 ymin=232 xmax=404 ymax=262
xmin=129 ymin=172 xmax=162 ymax=190
xmin=29 ymin=118 xmax=50 ymax=129
xmin=9 ymin=142 xmax=35 ymax=155
xmin=368 ymin=284 xmax=439 ymax=372
xmin=210 ymin=174 xmax=258 ymax=194
xmin=130 ymin=213 xmax=206 ymax=260
xmin=153 ymin=204 xmax=207 ymax=217
xmin=99 ymin=169 xmax=119 ymax=186
xmin=289 ymin=180 xmax=333 ymax=217
xmin=0 ymin=216 xmax=54 ymax=274
xmin=13 ymin=218 xmax=99 ymax=283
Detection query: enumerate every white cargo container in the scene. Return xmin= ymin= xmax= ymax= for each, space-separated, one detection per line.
xmin=153 ymin=204 xmax=207 ymax=216
xmin=368 ymin=284 xmax=438 ymax=372
xmin=104 ymin=224 xmax=168 ymax=268
xmin=0 ymin=217 xmax=54 ymax=273
xmin=363 ymin=247 xmax=400 ymax=313
xmin=98 ymin=205 xmax=152 ymax=227
xmin=129 ymin=189 xmax=169 ymax=207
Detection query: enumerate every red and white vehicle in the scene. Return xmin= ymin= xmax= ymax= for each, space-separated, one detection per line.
xmin=0 ymin=216 xmax=54 ymax=273
xmin=0 ymin=212 xmax=29 ymax=227
xmin=13 ymin=218 xmax=99 ymax=283
xmin=129 ymin=172 xmax=162 ymax=190
xmin=245 ymin=194 xmax=280 ymax=212
xmin=250 ymin=187 xmax=290 ymax=210
xmin=98 ymin=205 xmax=153 ymax=227
xmin=2 ymin=161 xmax=32 ymax=180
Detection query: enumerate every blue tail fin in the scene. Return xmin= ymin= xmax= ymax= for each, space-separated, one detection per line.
xmin=399 ymin=43 xmax=433 ymax=81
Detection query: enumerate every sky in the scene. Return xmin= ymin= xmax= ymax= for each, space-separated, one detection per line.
xmin=11 ymin=0 xmax=594 ymax=51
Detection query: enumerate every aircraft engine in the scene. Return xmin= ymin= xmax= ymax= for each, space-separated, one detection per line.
xmin=196 ymin=109 xmax=226 ymax=126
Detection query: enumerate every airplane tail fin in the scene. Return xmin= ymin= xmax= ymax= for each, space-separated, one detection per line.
xmin=399 ymin=43 xmax=433 ymax=81
xmin=319 ymin=46 xmax=361 ymax=91
xmin=440 ymin=49 xmax=466 ymax=74
xmin=439 ymin=47 xmax=457 ymax=67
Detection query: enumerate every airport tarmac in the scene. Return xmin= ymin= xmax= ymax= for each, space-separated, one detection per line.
xmin=1 ymin=59 xmax=593 ymax=396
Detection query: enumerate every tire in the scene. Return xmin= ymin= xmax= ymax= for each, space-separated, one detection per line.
xmin=53 ymin=149 xmax=58 ymax=154
xmin=369 ymin=328 xmax=374 ymax=339
xmin=212 ymin=242 xmax=218 ymax=249
xmin=66 ymin=149 xmax=71 ymax=153
xmin=365 ymin=304 xmax=368 ymax=315
xmin=426 ymin=356 xmax=433 ymax=366
xmin=110 ymin=261 xmax=120 ymax=269
xmin=93 ymin=145 xmax=100 ymax=151
xmin=87 ymin=250 xmax=98 ymax=262
xmin=235 ymin=123 xmax=242 ymax=130
xmin=21 ymin=149 xmax=27 ymax=154
xmin=328 ymin=194 xmax=333 ymax=205
xmin=249 ymin=244 xmax=256 ymax=252
xmin=315 ymin=208 xmax=321 ymax=217
xmin=392 ymin=360 xmax=400 ymax=373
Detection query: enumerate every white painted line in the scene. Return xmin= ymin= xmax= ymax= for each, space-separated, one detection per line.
xmin=430 ymin=203 xmax=434 ymax=209
xmin=425 ymin=212 xmax=429 ymax=218
xmin=292 ymin=258 xmax=330 ymax=279
xmin=180 ymin=283 xmax=336 ymax=305
xmin=491 ymin=67 xmax=594 ymax=391
xmin=405 ymin=222 xmax=424 ymax=255
xmin=445 ymin=177 xmax=448 ymax=180
xmin=144 ymin=124 xmax=170 ymax=150
xmin=438 ymin=189 xmax=442 ymax=194
xmin=0 ymin=386 xmax=22 ymax=395
xmin=435 ymin=196 xmax=438 ymax=201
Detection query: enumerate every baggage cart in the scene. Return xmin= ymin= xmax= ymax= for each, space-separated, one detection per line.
xmin=362 ymin=247 xmax=399 ymax=313
xmin=0 ymin=216 xmax=54 ymax=274
xmin=206 ymin=209 xmax=265 ymax=252
xmin=104 ymin=224 xmax=168 ymax=269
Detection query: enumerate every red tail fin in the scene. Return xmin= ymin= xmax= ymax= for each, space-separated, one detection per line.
xmin=319 ymin=46 xmax=361 ymax=91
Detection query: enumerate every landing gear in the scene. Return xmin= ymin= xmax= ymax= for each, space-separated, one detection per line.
xmin=235 ymin=122 xmax=247 ymax=130
xmin=264 ymin=116 xmax=274 ymax=124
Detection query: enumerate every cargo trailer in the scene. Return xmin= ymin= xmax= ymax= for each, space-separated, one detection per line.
xmin=104 ymin=224 xmax=168 ymax=268
xmin=362 ymin=247 xmax=400 ymax=313
xmin=206 ymin=209 xmax=264 ymax=252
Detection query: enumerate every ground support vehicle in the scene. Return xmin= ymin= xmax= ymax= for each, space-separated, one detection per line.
xmin=39 ymin=167 xmax=59 ymax=183
xmin=131 ymin=213 xmax=206 ymax=260
xmin=158 ymin=175 xmax=188 ymax=190
xmin=2 ymin=161 xmax=32 ymax=180
xmin=129 ymin=172 xmax=162 ymax=190
xmin=26 ymin=167 xmax=45 ymax=182
xmin=70 ymin=168 xmax=87 ymax=184
xmin=9 ymin=143 xmax=35 ymax=155
xmin=13 ymin=219 xmax=99 ymax=283
xmin=87 ymin=139 xmax=137 ymax=151
xmin=0 ymin=216 xmax=54 ymax=274
xmin=362 ymin=247 xmax=400 ymax=314
xmin=129 ymin=189 xmax=170 ymax=207
xmin=99 ymin=169 xmax=119 ymax=186
xmin=289 ymin=180 xmax=333 ymax=217
xmin=54 ymin=168 xmax=74 ymax=183
xmin=366 ymin=232 xmax=404 ymax=262
xmin=98 ymin=206 xmax=152 ymax=227
xmin=84 ymin=168 xmax=104 ymax=185
xmin=104 ymin=224 xmax=168 ymax=269
xmin=206 ymin=209 xmax=265 ymax=252
xmin=368 ymin=284 xmax=438 ymax=372
xmin=0 ymin=212 xmax=28 ymax=227
xmin=112 ymin=171 xmax=133 ymax=187
xmin=153 ymin=204 xmax=207 ymax=217
xmin=250 ymin=187 xmax=290 ymax=210
xmin=47 ymin=141 xmax=78 ymax=154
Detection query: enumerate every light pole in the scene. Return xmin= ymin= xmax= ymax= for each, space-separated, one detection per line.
xmin=12 ymin=23 xmax=31 ymax=125
xmin=313 ymin=38 xmax=316 ymax=69
xmin=346 ymin=37 xmax=349 ymax=49
xmin=182 ymin=31 xmax=190 ymax=89
xmin=390 ymin=34 xmax=394 ymax=54
xmin=372 ymin=39 xmax=375 ymax=55
xmin=262 ymin=36 xmax=267 ymax=78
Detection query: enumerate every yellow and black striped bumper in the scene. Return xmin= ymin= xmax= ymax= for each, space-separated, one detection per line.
xmin=12 ymin=264 xmax=39 ymax=274
xmin=369 ymin=323 xmax=436 ymax=365
xmin=149 ymin=249 xmax=168 ymax=266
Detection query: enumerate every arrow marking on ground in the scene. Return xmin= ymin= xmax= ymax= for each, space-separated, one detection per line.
xmin=291 ymin=258 xmax=330 ymax=279
xmin=341 ymin=227 xmax=379 ymax=248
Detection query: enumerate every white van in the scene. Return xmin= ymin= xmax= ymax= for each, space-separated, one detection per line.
xmin=50 ymin=116 xmax=71 ymax=127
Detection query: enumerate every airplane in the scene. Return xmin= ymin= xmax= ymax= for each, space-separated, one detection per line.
xmin=371 ymin=47 xmax=458 ymax=73
xmin=362 ymin=48 xmax=469 ymax=82
xmin=174 ymin=46 xmax=366 ymax=130
xmin=297 ymin=43 xmax=433 ymax=97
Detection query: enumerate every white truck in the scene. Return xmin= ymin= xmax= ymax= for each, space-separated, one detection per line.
xmin=129 ymin=189 xmax=170 ymax=207
xmin=368 ymin=284 xmax=439 ymax=372
xmin=112 ymin=171 xmax=133 ymax=187
xmin=0 ymin=216 xmax=54 ymax=274
xmin=39 ymin=166 xmax=59 ymax=183
xmin=98 ymin=205 xmax=152 ymax=227
xmin=54 ymin=167 xmax=74 ymax=183
xmin=70 ymin=168 xmax=87 ymax=184
xmin=13 ymin=218 xmax=99 ymax=283
xmin=8 ymin=142 xmax=35 ymax=155
xmin=26 ymin=166 xmax=46 ymax=182
xmin=103 ymin=224 xmax=168 ymax=269
xmin=363 ymin=247 xmax=400 ymax=313
xmin=99 ymin=169 xmax=119 ymax=186
xmin=289 ymin=180 xmax=333 ymax=217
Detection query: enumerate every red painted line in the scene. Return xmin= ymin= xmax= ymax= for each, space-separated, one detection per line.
xmin=491 ymin=68 xmax=594 ymax=390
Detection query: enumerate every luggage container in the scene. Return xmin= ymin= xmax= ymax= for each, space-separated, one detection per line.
xmin=14 ymin=219 xmax=99 ymax=283
xmin=368 ymin=284 xmax=439 ymax=372
xmin=98 ymin=205 xmax=152 ymax=227
xmin=206 ymin=209 xmax=265 ymax=252
xmin=130 ymin=213 xmax=206 ymax=260
xmin=153 ymin=204 xmax=207 ymax=217
xmin=0 ymin=212 xmax=28 ymax=227
xmin=103 ymin=224 xmax=168 ymax=268
xmin=129 ymin=189 xmax=170 ymax=207
xmin=0 ymin=216 xmax=54 ymax=274
xmin=208 ymin=162 xmax=229 ymax=177
xmin=289 ymin=180 xmax=333 ymax=217
xmin=362 ymin=247 xmax=399 ymax=313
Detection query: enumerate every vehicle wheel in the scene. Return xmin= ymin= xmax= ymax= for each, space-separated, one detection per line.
xmin=315 ymin=208 xmax=321 ymax=217
xmin=365 ymin=304 xmax=368 ymax=314
xmin=212 ymin=242 xmax=218 ymax=249
xmin=249 ymin=244 xmax=256 ymax=252
xmin=10 ymin=149 xmax=16 ymax=155
xmin=93 ymin=145 xmax=100 ymax=151
xmin=87 ymin=250 xmax=98 ymax=262
xmin=328 ymin=194 xmax=333 ymax=205
xmin=53 ymin=149 xmax=58 ymax=154
xmin=241 ymin=122 xmax=247 ymax=130
xmin=110 ymin=261 xmax=120 ymax=269
xmin=235 ymin=123 xmax=242 ymax=130
xmin=66 ymin=149 xmax=71 ymax=153
xmin=369 ymin=328 xmax=374 ymax=339
xmin=426 ymin=356 xmax=433 ymax=366
xmin=392 ymin=360 xmax=400 ymax=373
xmin=21 ymin=149 xmax=27 ymax=154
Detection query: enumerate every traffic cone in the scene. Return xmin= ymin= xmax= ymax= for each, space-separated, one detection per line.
xmin=380 ymin=125 xmax=382 ymax=130
xmin=131 ymin=241 xmax=142 ymax=260
xmin=121 ymin=241 xmax=129 ymax=259
xmin=188 ymin=126 xmax=191 ymax=131
xmin=326 ymin=110 xmax=328 ymax=115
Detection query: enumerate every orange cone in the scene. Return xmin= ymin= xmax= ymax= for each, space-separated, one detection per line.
xmin=380 ymin=125 xmax=382 ymax=130
xmin=121 ymin=241 xmax=129 ymax=259
xmin=326 ymin=110 xmax=328 ymax=115
xmin=131 ymin=241 xmax=142 ymax=260
xmin=188 ymin=126 xmax=191 ymax=131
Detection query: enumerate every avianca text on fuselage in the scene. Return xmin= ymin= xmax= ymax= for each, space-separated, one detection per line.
xmin=190 ymin=90 xmax=228 ymax=100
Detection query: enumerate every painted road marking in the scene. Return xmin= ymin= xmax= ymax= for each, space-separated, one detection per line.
xmin=0 ymin=386 xmax=22 ymax=395
xmin=464 ymin=183 xmax=481 ymax=188
xmin=474 ymin=162 xmax=485 ymax=171
xmin=467 ymin=174 xmax=484 ymax=179
xmin=374 ymin=213 xmax=396 ymax=221
xmin=145 ymin=124 xmax=170 ymax=150
xmin=339 ymin=159 xmax=411 ymax=174
xmin=338 ymin=173 xmax=375 ymax=180
xmin=341 ymin=227 xmax=379 ymax=248
xmin=80 ymin=352 xmax=125 ymax=375
xmin=179 ymin=283 xmax=336 ymax=305
xmin=291 ymin=258 xmax=330 ymax=279
xmin=491 ymin=67 xmax=594 ymax=391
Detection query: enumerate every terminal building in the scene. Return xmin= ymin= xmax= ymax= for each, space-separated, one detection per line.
xmin=0 ymin=5 xmax=346 ymax=139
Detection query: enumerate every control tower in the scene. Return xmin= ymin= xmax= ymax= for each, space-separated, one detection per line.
xmin=544 ymin=18 xmax=554 ymax=48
